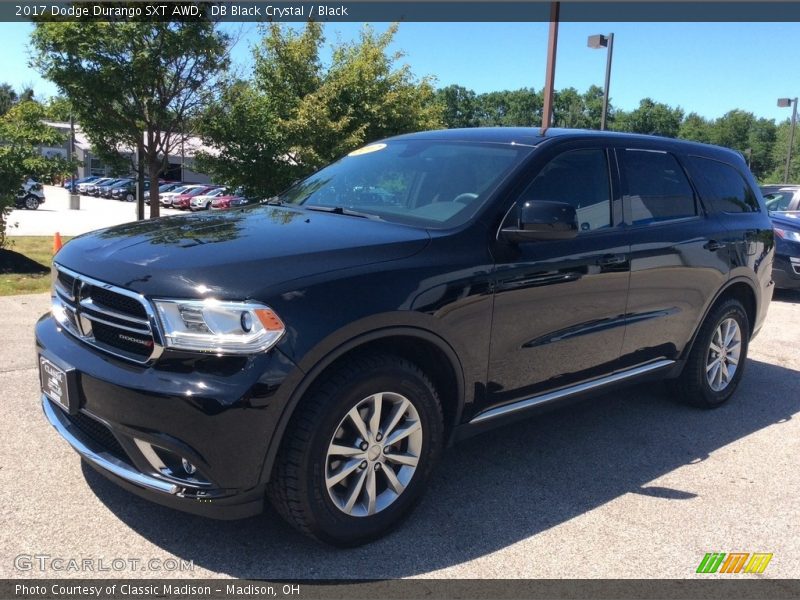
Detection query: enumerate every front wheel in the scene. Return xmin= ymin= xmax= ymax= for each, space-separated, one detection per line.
xmin=268 ymin=354 xmax=443 ymax=546
xmin=669 ymin=298 xmax=750 ymax=408
xmin=24 ymin=195 xmax=39 ymax=210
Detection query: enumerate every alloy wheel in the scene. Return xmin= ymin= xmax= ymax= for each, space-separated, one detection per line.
xmin=706 ymin=317 xmax=742 ymax=392
xmin=325 ymin=392 xmax=423 ymax=517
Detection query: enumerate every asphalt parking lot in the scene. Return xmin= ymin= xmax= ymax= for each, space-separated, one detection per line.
xmin=8 ymin=185 xmax=184 ymax=237
xmin=1 ymin=290 xmax=798 ymax=579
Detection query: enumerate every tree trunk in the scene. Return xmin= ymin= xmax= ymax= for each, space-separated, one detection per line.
xmin=136 ymin=137 xmax=145 ymax=221
xmin=148 ymin=154 xmax=161 ymax=219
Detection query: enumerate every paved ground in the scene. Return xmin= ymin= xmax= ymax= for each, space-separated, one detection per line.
xmin=0 ymin=291 xmax=798 ymax=579
xmin=8 ymin=186 xmax=184 ymax=237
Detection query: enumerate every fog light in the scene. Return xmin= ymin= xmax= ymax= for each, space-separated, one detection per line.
xmin=181 ymin=458 xmax=197 ymax=475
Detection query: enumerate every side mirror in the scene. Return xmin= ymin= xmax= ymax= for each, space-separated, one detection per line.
xmin=501 ymin=201 xmax=579 ymax=243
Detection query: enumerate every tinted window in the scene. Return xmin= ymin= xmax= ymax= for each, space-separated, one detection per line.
xmin=519 ymin=148 xmax=611 ymax=232
xmin=687 ymin=156 xmax=759 ymax=214
xmin=620 ymin=150 xmax=696 ymax=224
xmin=280 ymin=140 xmax=531 ymax=228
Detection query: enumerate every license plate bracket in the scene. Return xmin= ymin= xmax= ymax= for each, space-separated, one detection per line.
xmin=39 ymin=354 xmax=80 ymax=414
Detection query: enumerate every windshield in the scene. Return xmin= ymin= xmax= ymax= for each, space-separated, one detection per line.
xmin=278 ymin=140 xmax=532 ymax=228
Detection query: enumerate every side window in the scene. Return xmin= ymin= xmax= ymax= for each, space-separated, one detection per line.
xmin=620 ymin=150 xmax=696 ymax=225
xmin=519 ymin=148 xmax=611 ymax=232
xmin=686 ymin=156 xmax=760 ymax=214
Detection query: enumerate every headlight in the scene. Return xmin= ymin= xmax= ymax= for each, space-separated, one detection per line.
xmin=774 ymin=227 xmax=800 ymax=243
xmin=153 ymin=299 xmax=285 ymax=354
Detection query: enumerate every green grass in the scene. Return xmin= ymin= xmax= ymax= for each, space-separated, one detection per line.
xmin=0 ymin=236 xmax=71 ymax=296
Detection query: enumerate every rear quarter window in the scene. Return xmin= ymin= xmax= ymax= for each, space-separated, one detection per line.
xmin=686 ymin=156 xmax=760 ymax=214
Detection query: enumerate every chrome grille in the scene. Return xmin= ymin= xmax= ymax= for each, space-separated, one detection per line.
xmin=52 ymin=264 xmax=163 ymax=364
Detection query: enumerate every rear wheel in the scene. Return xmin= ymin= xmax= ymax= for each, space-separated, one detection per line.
xmin=669 ymin=298 xmax=749 ymax=408
xmin=268 ymin=354 xmax=443 ymax=546
xmin=126 ymin=193 xmax=134 ymax=202
xmin=24 ymin=195 xmax=39 ymax=210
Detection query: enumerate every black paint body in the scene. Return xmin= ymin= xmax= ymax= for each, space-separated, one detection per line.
xmin=35 ymin=128 xmax=775 ymax=518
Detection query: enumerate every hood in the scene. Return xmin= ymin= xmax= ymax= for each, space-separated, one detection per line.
xmin=54 ymin=205 xmax=430 ymax=300
xmin=770 ymin=211 xmax=800 ymax=231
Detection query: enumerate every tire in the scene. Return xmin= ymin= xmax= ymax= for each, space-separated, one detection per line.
xmin=126 ymin=193 xmax=134 ymax=202
xmin=267 ymin=354 xmax=444 ymax=546
xmin=668 ymin=298 xmax=750 ymax=408
xmin=24 ymin=195 xmax=39 ymax=210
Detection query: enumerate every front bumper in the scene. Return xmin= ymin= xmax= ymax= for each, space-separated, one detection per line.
xmin=773 ymin=254 xmax=800 ymax=289
xmin=36 ymin=314 xmax=299 ymax=519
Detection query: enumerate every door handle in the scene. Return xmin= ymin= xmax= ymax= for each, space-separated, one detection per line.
xmin=704 ymin=240 xmax=725 ymax=251
xmin=597 ymin=254 xmax=627 ymax=267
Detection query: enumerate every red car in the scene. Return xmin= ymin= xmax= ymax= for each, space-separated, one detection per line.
xmin=171 ymin=186 xmax=220 ymax=210
xmin=210 ymin=194 xmax=249 ymax=210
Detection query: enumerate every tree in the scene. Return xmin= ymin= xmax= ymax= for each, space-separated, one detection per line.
xmin=198 ymin=23 xmax=443 ymax=197
xmin=614 ymin=98 xmax=684 ymax=138
xmin=475 ymin=88 xmax=541 ymax=127
xmin=679 ymin=112 xmax=712 ymax=143
xmin=0 ymin=84 xmax=18 ymax=116
xmin=31 ymin=20 xmax=230 ymax=217
xmin=436 ymin=85 xmax=480 ymax=128
xmin=0 ymin=101 xmax=73 ymax=247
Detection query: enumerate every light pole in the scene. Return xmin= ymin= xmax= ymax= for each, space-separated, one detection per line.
xmin=778 ymin=97 xmax=798 ymax=183
xmin=588 ymin=33 xmax=614 ymax=131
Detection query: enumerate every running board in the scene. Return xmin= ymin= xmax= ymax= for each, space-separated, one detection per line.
xmin=469 ymin=359 xmax=675 ymax=425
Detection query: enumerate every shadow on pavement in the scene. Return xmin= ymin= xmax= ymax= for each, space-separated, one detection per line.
xmin=83 ymin=358 xmax=799 ymax=578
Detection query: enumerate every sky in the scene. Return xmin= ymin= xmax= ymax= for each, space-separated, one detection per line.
xmin=2 ymin=20 xmax=799 ymax=122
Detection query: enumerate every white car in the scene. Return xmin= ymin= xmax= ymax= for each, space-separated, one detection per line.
xmin=159 ymin=185 xmax=198 ymax=207
xmin=189 ymin=188 xmax=228 ymax=211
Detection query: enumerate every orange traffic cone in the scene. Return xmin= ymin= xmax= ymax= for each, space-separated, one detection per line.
xmin=53 ymin=232 xmax=63 ymax=254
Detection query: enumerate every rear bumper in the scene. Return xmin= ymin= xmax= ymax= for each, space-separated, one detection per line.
xmin=36 ymin=314 xmax=299 ymax=519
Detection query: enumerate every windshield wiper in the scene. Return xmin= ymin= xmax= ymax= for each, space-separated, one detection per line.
xmin=304 ymin=205 xmax=382 ymax=220
xmin=264 ymin=196 xmax=286 ymax=206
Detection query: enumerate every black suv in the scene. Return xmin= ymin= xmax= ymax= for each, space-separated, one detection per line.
xmin=37 ymin=128 xmax=774 ymax=546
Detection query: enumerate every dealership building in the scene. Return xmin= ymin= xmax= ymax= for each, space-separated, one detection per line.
xmin=41 ymin=121 xmax=214 ymax=184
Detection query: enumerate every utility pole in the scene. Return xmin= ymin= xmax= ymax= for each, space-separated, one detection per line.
xmin=541 ymin=2 xmax=560 ymax=134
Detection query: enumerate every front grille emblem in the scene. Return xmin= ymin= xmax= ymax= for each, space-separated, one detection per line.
xmin=74 ymin=280 xmax=93 ymax=337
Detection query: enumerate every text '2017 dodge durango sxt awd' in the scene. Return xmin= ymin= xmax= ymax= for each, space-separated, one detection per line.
xmin=37 ymin=128 xmax=774 ymax=546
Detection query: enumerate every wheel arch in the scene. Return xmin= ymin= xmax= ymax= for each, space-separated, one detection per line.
xmin=259 ymin=326 xmax=466 ymax=484
xmin=681 ymin=276 xmax=758 ymax=362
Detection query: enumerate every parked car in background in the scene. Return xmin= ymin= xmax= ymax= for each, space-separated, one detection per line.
xmin=760 ymin=185 xmax=800 ymax=289
xmin=64 ymin=176 xmax=99 ymax=192
xmin=760 ymin=185 xmax=800 ymax=212
xmin=102 ymin=179 xmax=133 ymax=199
xmin=15 ymin=179 xmax=45 ymax=209
xmin=189 ymin=187 xmax=229 ymax=211
xmin=93 ymin=178 xmax=127 ymax=197
xmin=80 ymin=177 xmax=114 ymax=195
xmin=160 ymin=185 xmax=195 ymax=207
xmin=770 ymin=212 xmax=800 ymax=289
xmin=111 ymin=180 xmax=170 ymax=202
xmin=172 ymin=185 xmax=220 ymax=210
xmin=210 ymin=194 xmax=254 ymax=211
xmin=40 ymin=128 xmax=774 ymax=546
xmin=145 ymin=182 xmax=183 ymax=201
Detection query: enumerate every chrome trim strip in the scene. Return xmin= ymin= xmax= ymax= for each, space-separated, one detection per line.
xmin=79 ymin=297 xmax=150 ymax=328
xmin=81 ymin=312 xmax=152 ymax=335
xmin=469 ymin=359 xmax=675 ymax=425
xmin=42 ymin=395 xmax=179 ymax=495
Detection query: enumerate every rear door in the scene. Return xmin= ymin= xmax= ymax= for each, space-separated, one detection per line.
xmin=615 ymin=147 xmax=730 ymax=368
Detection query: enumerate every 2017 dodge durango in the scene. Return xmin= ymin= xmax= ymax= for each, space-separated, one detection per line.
xmin=36 ymin=128 xmax=774 ymax=545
